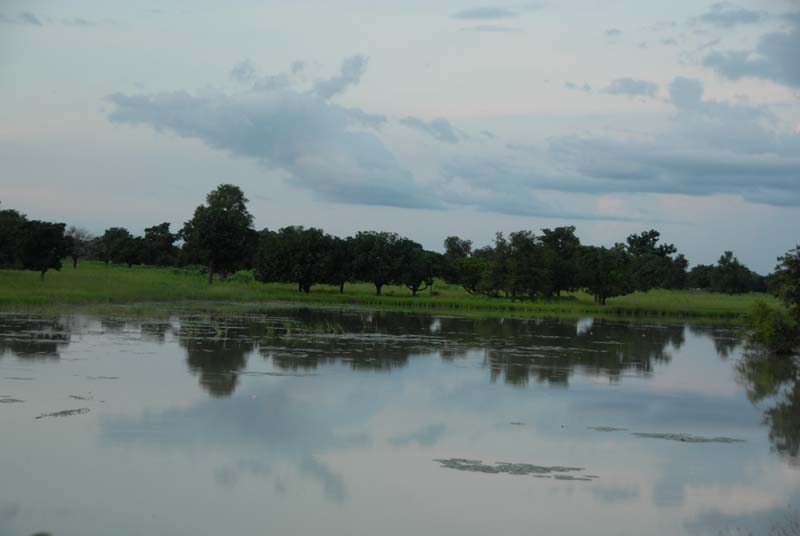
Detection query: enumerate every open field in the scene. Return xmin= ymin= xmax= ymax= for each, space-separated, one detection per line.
xmin=0 ymin=261 xmax=779 ymax=320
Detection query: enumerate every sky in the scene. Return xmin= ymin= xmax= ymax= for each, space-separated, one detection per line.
xmin=1 ymin=0 xmax=799 ymax=273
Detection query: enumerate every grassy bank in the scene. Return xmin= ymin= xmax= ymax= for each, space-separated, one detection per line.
xmin=0 ymin=261 xmax=778 ymax=320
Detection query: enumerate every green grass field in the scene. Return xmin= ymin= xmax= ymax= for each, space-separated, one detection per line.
xmin=0 ymin=261 xmax=779 ymax=320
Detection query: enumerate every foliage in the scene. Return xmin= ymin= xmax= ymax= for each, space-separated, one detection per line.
xmin=65 ymin=226 xmax=95 ymax=268
xmin=773 ymin=244 xmax=800 ymax=321
xmin=351 ymin=231 xmax=405 ymax=295
xmin=255 ymin=226 xmax=333 ymax=293
xmin=142 ymin=222 xmax=178 ymax=266
xmin=17 ymin=220 xmax=69 ymax=279
xmin=689 ymin=251 xmax=766 ymax=294
xmin=578 ymin=244 xmax=632 ymax=305
xmin=0 ymin=204 xmax=27 ymax=268
xmin=0 ymin=261 xmax=779 ymax=320
xmin=181 ymin=184 xmax=256 ymax=284
xmin=745 ymin=301 xmax=799 ymax=355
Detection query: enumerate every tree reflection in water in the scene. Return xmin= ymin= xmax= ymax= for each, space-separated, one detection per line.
xmin=0 ymin=316 xmax=71 ymax=359
xmin=178 ymin=315 xmax=259 ymax=398
xmin=736 ymin=350 xmax=800 ymax=466
xmin=0 ymin=308 xmax=796 ymax=469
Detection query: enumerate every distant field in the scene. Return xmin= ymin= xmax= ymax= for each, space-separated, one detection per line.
xmin=0 ymin=261 xmax=779 ymax=320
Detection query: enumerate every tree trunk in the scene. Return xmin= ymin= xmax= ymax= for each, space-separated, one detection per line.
xmin=207 ymin=262 xmax=214 ymax=285
xmin=40 ymin=270 xmax=46 ymax=281
xmin=411 ymin=287 xmax=417 ymax=297
xmin=72 ymin=256 xmax=78 ymax=268
xmin=375 ymin=283 xmax=383 ymax=296
xmin=339 ymin=281 xmax=345 ymax=294
xmin=298 ymin=282 xmax=303 ymax=292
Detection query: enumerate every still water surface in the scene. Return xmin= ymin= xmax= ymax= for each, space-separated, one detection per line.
xmin=0 ymin=308 xmax=798 ymax=535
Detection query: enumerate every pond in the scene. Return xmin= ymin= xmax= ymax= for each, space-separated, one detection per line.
xmin=0 ymin=307 xmax=798 ymax=535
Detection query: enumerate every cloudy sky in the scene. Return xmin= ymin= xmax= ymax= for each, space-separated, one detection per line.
xmin=1 ymin=0 xmax=798 ymax=273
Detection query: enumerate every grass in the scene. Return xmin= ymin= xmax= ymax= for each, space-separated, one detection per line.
xmin=0 ymin=261 xmax=780 ymax=321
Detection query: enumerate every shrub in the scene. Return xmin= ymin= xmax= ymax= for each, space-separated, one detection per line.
xmin=745 ymin=301 xmax=799 ymax=355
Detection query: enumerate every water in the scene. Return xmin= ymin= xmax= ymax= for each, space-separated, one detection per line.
xmin=0 ymin=307 xmax=797 ymax=536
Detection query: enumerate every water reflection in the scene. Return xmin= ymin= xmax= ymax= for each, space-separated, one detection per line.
xmin=178 ymin=316 xmax=258 ymax=397
xmin=0 ymin=315 xmax=71 ymax=359
xmin=1 ymin=307 xmax=798 ymax=536
xmin=736 ymin=350 xmax=800 ymax=465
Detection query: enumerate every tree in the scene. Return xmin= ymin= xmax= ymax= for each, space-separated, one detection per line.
xmin=254 ymin=226 xmax=332 ymax=293
xmin=142 ymin=223 xmax=177 ymax=266
xmin=712 ymin=251 xmax=765 ymax=294
xmin=540 ymin=226 xmax=581 ymax=297
xmin=578 ymin=245 xmax=631 ymax=305
xmin=773 ymin=245 xmax=800 ymax=322
xmin=18 ymin=220 xmax=69 ymax=280
xmin=324 ymin=236 xmax=354 ymax=293
xmin=0 ymin=204 xmax=27 ymax=268
xmin=352 ymin=231 xmax=404 ymax=296
xmin=455 ymin=256 xmax=488 ymax=294
xmin=397 ymin=240 xmax=439 ymax=296
xmin=442 ymin=235 xmax=473 ymax=284
xmin=98 ymin=227 xmax=134 ymax=266
xmin=181 ymin=184 xmax=255 ymax=284
xmin=625 ymin=229 xmax=686 ymax=291
xmin=506 ymin=230 xmax=548 ymax=300
xmin=65 ymin=226 xmax=94 ymax=268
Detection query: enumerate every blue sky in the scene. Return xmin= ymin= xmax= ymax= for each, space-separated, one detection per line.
xmin=1 ymin=0 xmax=798 ymax=272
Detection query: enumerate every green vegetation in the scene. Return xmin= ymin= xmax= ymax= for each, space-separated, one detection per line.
xmin=0 ymin=260 xmax=778 ymax=320
xmin=0 ymin=185 xmax=786 ymax=322
xmin=744 ymin=244 xmax=800 ymax=354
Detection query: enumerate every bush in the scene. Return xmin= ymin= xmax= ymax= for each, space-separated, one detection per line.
xmin=226 ymin=270 xmax=255 ymax=284
xmin=745 ymin=301 xmax=799 ymax=355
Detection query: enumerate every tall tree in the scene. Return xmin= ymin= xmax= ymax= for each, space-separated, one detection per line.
xmin=98 ymin=227 xmax=134 ymax=266
xmin=540 ymin=226 xmax=581 ymax=297
xmin=65 ymin=226 xmax=94 ymax=268
xmin=324 ymin=236 xmax=354 ymax=293
xmin=142 ymin=222 xmax=177 ymax=266
xmin=397 ymin=240 xmax=439 ymax=296
xmin=352 ymin=231 xmax=404 ymax=296
xmin=0 ymin=204 xmax=27 ymax=268
xmin=254 ymin=226 xmax=332 ymax=293
xmin=181 ymin=184 xmax=255 ymax=284
xmin=773 ymin=245 xmax=800 ymax=321
xmin=18 ymin=220 xmax=69 ymax=280
xmin=442 ymin=235 xmax=473 ymax=285
xmin=578 ymin=245 xmax=631 ymax=305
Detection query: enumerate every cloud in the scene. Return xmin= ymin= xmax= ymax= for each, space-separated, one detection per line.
xmin=312 ymin=54 xmax=369 ymax=99
xmin=230 ymin=60 xmax=256 ymax=83
xmin=399 ymin=116 xmax=461 ymax=143
xmin=0 ymin=11 xmax=110 ymax=27
xmin=703 ymin=13 xmax=800 ymax=88
xmin=451 ymin=7 xmax=518 ymax=19
xmin=107 ymin=84 xmax=436 ymax=210
xmin=444 ymin=77 xmax=800 ymax=208
xmin=693 ymin=2 xmax=767 ymax=28
xmin=604 ymin=77 xmax=659 ymax=97
xmin=388 ymin=423 xmax=446 ymax=446
xmin=565 ymin=81 xmax=592 ymax=92
xmin=0 ymin=11 xmax=42 ymax=26
xmin=105 ymin=59 xmax=800 ymax=219
xmin=460 ymin=25 xmax=522 ymax=32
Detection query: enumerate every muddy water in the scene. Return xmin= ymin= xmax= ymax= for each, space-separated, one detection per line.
xmin=0 ymin=308 xmax=797 ymax=535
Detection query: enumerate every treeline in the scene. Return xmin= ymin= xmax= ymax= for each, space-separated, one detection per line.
xmin=0 ymin=185 xmax=773 ymax=301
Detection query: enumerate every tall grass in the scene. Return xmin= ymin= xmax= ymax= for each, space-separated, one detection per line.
xmin=0 ymin=261 xmax=779 ymax=320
